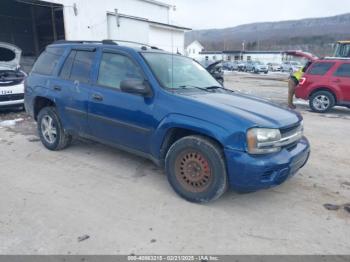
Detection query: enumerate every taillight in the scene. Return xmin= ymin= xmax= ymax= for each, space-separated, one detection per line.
xmin=299 ymin=77 xmax=306 ymax=86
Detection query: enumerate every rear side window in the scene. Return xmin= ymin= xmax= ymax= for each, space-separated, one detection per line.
xmin=59 ymin=50 xmax=95 ymax=83
xmin=32 ymin=47 xmax=65 ymax=75
xmin=59 ymin=51 xmax=75 ymax=79
xmin=308 ymin=62 xmax=334 ymax=76
xmin=334 ymin=63 xmax=350 ymax=78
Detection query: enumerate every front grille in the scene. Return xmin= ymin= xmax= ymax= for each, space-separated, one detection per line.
xmin=261 ymin=170 xmax=274 ymax=181
xmin=278 ymin=122 xmax=303 ymax=149
xmin=280 ymin=122 xmax=301 ymax=136
xmin=0 ymin=93 xmax=24 ymax=102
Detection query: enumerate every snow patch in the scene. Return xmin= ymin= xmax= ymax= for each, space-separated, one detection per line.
xmin=0 ymin=118 xmax=24 ymax=127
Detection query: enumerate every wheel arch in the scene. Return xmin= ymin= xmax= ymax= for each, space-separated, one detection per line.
xmin=33 ymin=96 xmax=56 ymax=121
xmin=153 ymin=114 xmax=230 ymax=166
xmin=309 ymin=87 xmax=338 ymax=102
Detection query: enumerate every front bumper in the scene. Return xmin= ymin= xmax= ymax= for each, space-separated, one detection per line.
xmin=224 ymin=137 xmax=310 ymax=191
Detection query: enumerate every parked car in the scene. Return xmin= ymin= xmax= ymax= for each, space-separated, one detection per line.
xmin=281 ymin=61 xmax=302 ymax=73
xmin=223 ymin=61 xmax=239 ymax=71
xmin=0 ymin=42 xmax=27 ymax=108
xmin=206 ymin=61 xmax=224 ymax=84
xmin=246 ymin=61 xmax=269 ymax=74
xmin=25 ymin=40 xmax=310 ymax=203
xmin=267 ymin=63 xmax=282 ymax=72
xmin=295 ymin=59 xmax=350 ymax=113
xmin=237 ymin=61 xmax=247 ymax=71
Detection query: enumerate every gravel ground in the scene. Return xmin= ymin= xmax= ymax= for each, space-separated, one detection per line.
xmin=0 ymin=71 xmax=349 ymax=255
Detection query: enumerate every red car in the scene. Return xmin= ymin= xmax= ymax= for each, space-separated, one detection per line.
xmin=295 ymin=59 xmax=350 ymax=113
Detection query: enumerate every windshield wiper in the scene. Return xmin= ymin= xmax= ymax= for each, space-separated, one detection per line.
xmin=178 ymin=85 xmax=212 ymax=92
xmin=204 ymin=85 xmax=223 ymax=90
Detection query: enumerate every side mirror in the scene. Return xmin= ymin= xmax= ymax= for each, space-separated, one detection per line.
xmin=120 ymin=79 xmax=152 ymax=97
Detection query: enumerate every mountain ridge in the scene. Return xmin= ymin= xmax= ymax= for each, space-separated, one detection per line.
xmin=185 ymin=13 xmax=350 ymax=56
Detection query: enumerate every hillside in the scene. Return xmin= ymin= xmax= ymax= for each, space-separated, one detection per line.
xmin=185 ymin=13 xmax=350 ymax=56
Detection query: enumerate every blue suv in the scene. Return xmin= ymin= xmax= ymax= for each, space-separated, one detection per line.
xmin=24 ymin=40 xmax=310 ymax=203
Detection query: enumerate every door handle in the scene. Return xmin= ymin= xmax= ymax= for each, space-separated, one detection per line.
xmin=333 ymin=79 xmax=341 ymax=83
xmin=53 ymin=85 xmax=62 ymax=91
xmin=92 ymin=94 xmax=103 ymax=101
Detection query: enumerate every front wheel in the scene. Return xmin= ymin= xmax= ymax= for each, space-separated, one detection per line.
xmin=165 ymin=136 xmax=228 ymax=203
xmin=37 ymin=107 xmax=72 ymax=150
xmin=309 ymin=91 xmax=335 ymax=113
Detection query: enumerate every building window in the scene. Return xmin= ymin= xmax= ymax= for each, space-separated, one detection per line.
xmin=247 ymin=56 xmax=252 ymax=61
xmin=212 ymin=56 xmax=216 ymax=61
xmin=205 ymin=56 xmax=209 ymax=61
xmin=227 ymin=56 xmax=231 ymax=61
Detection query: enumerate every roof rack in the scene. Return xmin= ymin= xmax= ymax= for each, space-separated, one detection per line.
xmin=102 ymin=39 xmax=161 ymax=50
xmin=52 ymin=39 xmax=162 ymax=51
xmin=53 ymin=40 xmax=102 ymax=45
xmin=323 ymin=56 xmax=350 ymax=60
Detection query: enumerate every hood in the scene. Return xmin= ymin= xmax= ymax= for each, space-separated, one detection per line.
xmin=184 ymin=91 xmax=301 ymax=128
xmin=206 ymin=60 xmax=222 ymax=71
xmin=284 ymin=50 xmax=318 ymax=62
xmin=0 ymin=42 xmax=22 ymax=70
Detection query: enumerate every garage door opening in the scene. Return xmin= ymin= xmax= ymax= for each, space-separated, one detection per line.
xmin=0 ymin=0 xmax=65 ymax=71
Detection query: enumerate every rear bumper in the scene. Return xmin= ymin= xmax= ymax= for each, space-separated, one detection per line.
xmin=224 ymin=137 xmax=310 ymax=191
xmin=295 ymin=86 xmax=308 ymax=100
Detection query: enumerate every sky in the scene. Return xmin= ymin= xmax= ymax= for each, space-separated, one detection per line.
xmin=168 ymin=0 xmax=350 ymax=30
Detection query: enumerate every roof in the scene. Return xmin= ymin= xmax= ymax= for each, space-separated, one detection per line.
xmin=223 ymin=50 xmax=283 ymax=54
xmin=186 ymin=40 xmax=204 ymax=49
xmin=139 ymin=0 xmax=172 ymax=8
xmin=50 ymin=40 xmax=170 ymax=53
xmin=337 ymin=40 xmax=350 ymax=44
xmin=108 ymin=12 xmax=191 ymax=31
xmin=200 ymin=51 xmax=223 ymax=54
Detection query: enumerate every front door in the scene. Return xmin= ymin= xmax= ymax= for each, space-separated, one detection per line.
xmin=332 ymin=63 xmax=350 ymax=102
xmin=88 ymin=50 xmax=156 ymax=153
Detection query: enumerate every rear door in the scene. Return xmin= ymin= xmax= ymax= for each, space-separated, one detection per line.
xmin=55 ymin=48 xmax=97 ymax=135
xmin=88 ymin=49 xmax=155 ymax=153
xmin=331 ymin=63 xmax=350 ymax=102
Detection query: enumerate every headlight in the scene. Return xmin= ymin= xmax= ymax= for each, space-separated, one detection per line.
xmin=247 ymin=128 xmax=282 ymax=154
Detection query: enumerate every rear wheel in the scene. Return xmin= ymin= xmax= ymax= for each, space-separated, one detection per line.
xmin=37 ymin=107 xmax=72 ymax=150
xmin=309 ymin=90 xmax=335 ymax=113
xmin=165 ymin=135 xmax=228 ymax=203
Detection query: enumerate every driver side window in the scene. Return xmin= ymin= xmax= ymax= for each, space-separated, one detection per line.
xmin=97 ymin=52 xmax=143 ymax=90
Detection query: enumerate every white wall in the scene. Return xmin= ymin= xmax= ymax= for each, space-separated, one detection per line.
xmin=149 ymin=25 xmax=185 ymax=54
xmin=48 ymin=0 xmax=171 ymax=40
xmin=45 ymin=0 xmax=186 ymax=54
xmin=242 ymin=53 xmax=283 ymax=64
xmin=107 ymin=15 xmax=149 ymax=43
xmin=186 ymin=41 xmax=204 ymax=59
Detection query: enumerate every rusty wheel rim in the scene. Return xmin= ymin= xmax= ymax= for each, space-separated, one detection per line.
xmin=175 ymin=150 xmax=212 ymax=193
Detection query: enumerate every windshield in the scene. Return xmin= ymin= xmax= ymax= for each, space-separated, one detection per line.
xmin=142 ymin=53 xmax=219 ymax=90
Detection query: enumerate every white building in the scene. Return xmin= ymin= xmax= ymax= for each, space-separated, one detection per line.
xmin=197 ymin=50 xmax=283 ymax=65
xmin=185 ymin=40 xmax=204 ymax=59
xmin=0 ymin=0 xmax=190 ymax=57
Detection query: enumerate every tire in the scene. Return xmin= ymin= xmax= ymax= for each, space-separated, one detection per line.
xmin=165 ymin=135 xmax=228 ymax=203
xmin=309 ymin=90 xmax=335 ymax=113
xmin=37 ymin=107 xmax=72 ymax=151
